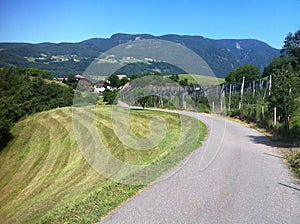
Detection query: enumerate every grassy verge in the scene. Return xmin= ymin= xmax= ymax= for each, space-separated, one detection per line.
xmin=226 ymin=98 xmax=300 ymax=179
xmin=0 ymin=106 xmax=206 ymax=223
xmin=285 ymin=150 xmax=300 ymax=179
xmin=284 ymin=98 xmax=300 ymax=179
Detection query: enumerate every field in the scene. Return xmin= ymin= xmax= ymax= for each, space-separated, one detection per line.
xmin=176 ymin=74 xmax=225 ymax=85
xmin=0 ymin=106 xmax=206 ymax=223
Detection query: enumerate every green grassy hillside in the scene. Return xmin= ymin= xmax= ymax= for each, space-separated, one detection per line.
xmin=0 ymin=106 xmax=206 ymax=223
xmin=177 ymin=74 xmax=225 ymax=85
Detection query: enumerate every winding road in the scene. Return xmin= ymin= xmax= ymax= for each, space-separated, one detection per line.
xmin=100 ymin=111 xmax=300 ymax=224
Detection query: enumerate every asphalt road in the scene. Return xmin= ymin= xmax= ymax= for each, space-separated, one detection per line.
xmin=100 ymin=111 xmax=300 ymax=224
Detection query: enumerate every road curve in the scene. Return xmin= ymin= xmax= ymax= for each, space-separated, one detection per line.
xmin=100 ymin=111 xmax=300 ymax=224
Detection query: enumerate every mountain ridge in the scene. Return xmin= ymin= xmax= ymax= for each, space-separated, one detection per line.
xmin=0 ymin=33 xmax=280 ymax=77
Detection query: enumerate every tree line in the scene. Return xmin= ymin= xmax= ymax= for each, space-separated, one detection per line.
xmin=0 ymin=68 xmax=74 ymax=149
xmin=224 ymin=28 xmax=300 ymax=139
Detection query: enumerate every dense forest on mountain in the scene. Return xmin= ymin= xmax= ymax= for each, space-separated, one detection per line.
xmin=0 ymin=33 xmax=279 ymax=77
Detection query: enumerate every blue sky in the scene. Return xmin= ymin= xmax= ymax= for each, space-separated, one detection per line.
xmin=0 ymin=0 xmax=299 ymax=49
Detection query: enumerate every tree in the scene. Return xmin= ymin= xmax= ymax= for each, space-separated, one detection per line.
xmin=137 ymin=96 xmax=151 ymax=109
xmin=280 ymin=29 xmax=300 ymax=72
xmin=268 ymin=64 xmax=300 ymax=132
xmin=266 ymin=28 xmax=300 ymax=134
xmin=225 ymin=64 xmax=261 ymax=83
xmin=168 ymin=74 xmax=179 ymax=83
xmin=280 ymin=29 xmax=300 ymax=60
xmin=107 ymin=74 xmax=121 ymax=87
xmin=133 ymin=87 xmax=151 ymax=109
xmin=130 ymin=74 xmax=139 ymax=80
xmin=265 ymin=29 xmax=300 ymax=78
xmin=0 ymin=108 xmax=12 ymax=150
xmin=0 ymin=67 xmax=74 ymax=150
xmin=103 ymin=89 xmax=119 ymax=104
xmin=120 ymin=77 xmax=129 ymax=86
xmin=67 ymin=74 xmax=78 ymax=89
xmin=22 ymin=68 xmax=53 ymax=79
xmin=179 ymin=78 xmax=188 ymax=86
xmin=263 ymin=57 xmax=294 ymax=77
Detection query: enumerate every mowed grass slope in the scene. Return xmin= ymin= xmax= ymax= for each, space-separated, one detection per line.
xmin=0 ymin=106 xmax=206 ymax=223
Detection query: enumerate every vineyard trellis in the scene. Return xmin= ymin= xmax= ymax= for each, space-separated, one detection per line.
xmin=120 ymin=75 xmax=274 ymax=118
xmin=188 ymin=76 xmax=273 ymax=116
xmin=118 ymin=73 xmax=295 ymax=136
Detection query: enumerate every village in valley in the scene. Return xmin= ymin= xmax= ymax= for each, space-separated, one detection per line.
xmin=55 ymin=74 xmax=128 ymax=93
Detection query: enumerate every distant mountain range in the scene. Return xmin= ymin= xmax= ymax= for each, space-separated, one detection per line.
xmin=0 ymin=33 xmax=280 ymax=78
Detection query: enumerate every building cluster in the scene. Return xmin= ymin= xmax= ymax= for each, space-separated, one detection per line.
xmin=55 ymin=74 xmax=128 ymax=93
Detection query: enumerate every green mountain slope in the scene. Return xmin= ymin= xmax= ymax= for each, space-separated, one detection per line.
xmin=0 ymin=33 xmax=279 ymax=77
xmin=0 ymin=106 xmax=206 ymax=223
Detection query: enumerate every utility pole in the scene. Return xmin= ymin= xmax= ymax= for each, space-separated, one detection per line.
xmin=283 ymin=95 xmax=289 ymax=133
xmin=229 ymin=84 xmax=232 ymax=111
xmin=268 ymin=75 xmax=272 ymax=96
xmin=274 ymin=107 xmax=277 ymax=126
xmin=239 ymin=76 xmax=245 ymax=110
xmin=252 ymin=80 xmax=255 ymax=98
